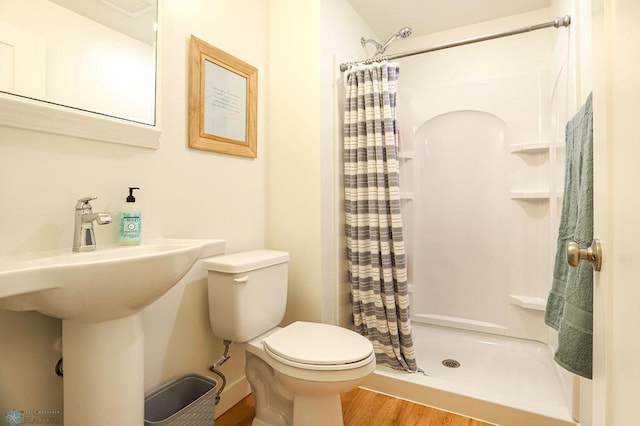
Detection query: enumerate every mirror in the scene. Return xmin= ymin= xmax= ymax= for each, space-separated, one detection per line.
xmin=0 ymin=0 xmax=157 ymax=126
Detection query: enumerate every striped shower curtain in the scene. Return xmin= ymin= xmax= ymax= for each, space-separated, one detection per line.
xmin=343 ymin=62 xmax=418 ymax=372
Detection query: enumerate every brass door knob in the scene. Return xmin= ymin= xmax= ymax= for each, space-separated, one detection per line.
xmin=566 ymin=239 xmax=602 ymax=271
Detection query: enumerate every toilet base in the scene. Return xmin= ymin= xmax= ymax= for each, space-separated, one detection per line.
xmin=246 ymin=352 xmax=293 ymax=426
xmin=245 ymin=352 xmax=355 ymax=426
xmin=293 ymin=394 xmax=343 ymax=426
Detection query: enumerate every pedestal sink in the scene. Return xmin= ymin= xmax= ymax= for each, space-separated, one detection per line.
xmin=0 ymin=238 xmax=226 ymax=426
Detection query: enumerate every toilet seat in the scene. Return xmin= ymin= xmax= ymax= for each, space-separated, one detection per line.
xmin=262 ymin=321 xmax=374 ymax=371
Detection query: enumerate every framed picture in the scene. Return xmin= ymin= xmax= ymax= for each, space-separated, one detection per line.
xmin=188 ymin=35 xmax=257 ymax=158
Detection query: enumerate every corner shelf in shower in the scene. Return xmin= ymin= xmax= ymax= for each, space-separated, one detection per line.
xmin=509 ymin=294 xmax=547 ymax=311
xmin=399 ymin=192 xmax=414 ymax=201
xmin=397 ymin=151 xmax=415 ymax=160
xmin=510 ymin=143 xmax=550 ymax=154
xmin=509 ymin=191 xmax=551 ymax=200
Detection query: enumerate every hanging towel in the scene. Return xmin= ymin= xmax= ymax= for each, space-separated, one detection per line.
xmin=544 ymin=92 xmax=593 ymax=379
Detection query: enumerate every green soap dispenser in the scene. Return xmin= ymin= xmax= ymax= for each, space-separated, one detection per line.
xmin=118 ymin=187 xmax=142 ymax=245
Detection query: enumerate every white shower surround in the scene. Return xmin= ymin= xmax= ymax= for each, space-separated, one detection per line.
xmin=403 ymin=72 xmax=554 ymax=342
xmin=374 ymin=70 xmax=573 ymax=426
xmin=351 ymin=5 xmax=579 ymax=425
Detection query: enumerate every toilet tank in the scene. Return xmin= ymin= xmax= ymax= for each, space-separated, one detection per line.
xmin=203 ymin=250 xmax=289 ymax=342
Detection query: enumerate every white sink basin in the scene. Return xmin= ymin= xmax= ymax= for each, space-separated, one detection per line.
xmin=0 ymin=238 xmax=225 ymax=322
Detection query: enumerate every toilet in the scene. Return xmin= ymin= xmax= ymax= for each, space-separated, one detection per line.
xmin=203 ymin=250 xmax=375 ymax=426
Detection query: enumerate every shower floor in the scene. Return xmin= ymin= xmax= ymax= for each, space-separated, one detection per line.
xmin=361 ymin=323 xmax=576 ymax=426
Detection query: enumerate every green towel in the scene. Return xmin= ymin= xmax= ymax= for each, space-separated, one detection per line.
xmin=544 ymin=92 xmax=593 ymax=379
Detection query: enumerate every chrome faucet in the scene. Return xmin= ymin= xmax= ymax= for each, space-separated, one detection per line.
xmin=73 ymin=196 xmax=112 ymax=252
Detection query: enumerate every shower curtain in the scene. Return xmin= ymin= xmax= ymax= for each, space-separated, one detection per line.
xmin=343 ymin=62 xmax=418 ymax=372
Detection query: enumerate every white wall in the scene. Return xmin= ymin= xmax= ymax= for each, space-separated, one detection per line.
xmin=0 ymin=0 xmax=269 ymax=418
xmin=268 ymin=0 xmax=323 ymax=325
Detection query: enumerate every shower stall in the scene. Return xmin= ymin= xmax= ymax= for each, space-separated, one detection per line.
xmin=338 ymin=5 xmax=581 ymax=426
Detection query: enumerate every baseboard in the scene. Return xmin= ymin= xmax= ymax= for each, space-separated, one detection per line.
xmin=214 ymin=376 xmax=251 ymax=419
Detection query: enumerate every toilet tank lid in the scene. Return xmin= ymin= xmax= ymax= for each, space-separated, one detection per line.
xmin=203 ymin=250 xmax=289 ymax=273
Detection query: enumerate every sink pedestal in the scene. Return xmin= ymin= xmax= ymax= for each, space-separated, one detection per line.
xmin=62 ymin=313 xmax=144 ymax=426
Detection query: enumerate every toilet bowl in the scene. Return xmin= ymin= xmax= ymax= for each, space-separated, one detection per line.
xmin=242 ymin=323 xmax=375 ymax=426
xmin=203 ymin=250 xmax=376 ymax=426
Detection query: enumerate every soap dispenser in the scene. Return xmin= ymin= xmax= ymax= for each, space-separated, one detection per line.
xmin=118 ymin=187 xmax=142 ymax=245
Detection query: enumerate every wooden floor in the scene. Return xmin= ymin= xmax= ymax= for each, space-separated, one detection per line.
xmin=215 ymin=387 xmax=492 ymax=426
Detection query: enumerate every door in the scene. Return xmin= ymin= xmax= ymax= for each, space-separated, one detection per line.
xmin=592 ymin=0 xmax=640 ymax=424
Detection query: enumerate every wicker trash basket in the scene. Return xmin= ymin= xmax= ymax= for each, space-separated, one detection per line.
xmin=144 ymin=374 xmax=217 ymax=426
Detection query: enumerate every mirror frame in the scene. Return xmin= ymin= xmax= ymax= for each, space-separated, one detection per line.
xmin=0 ymin=94 xmax=161 ymax=148
xmin=0 ymin=0 xmax=162 ymax=149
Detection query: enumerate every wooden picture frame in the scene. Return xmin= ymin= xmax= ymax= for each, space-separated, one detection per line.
xmin=188 ymin=36 xmax=257 ymax=158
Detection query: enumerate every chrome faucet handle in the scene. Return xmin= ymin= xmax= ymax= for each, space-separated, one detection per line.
xmin=76 ymin=196 xmax=97 ymax=209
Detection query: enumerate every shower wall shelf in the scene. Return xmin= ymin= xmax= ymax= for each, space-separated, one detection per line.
xmin=509 ymin=294 xmax=547 ymax=311
xmin=397 ymin=151 xmax=415 ymax=160
xmin=509 ymin=191 xmax=551 ymax=200
xmin=509 ymin=143 xmax=551 ymax=154
xmin=400 ymin=192 xmax=414 ymax=201
xmin=509 ymin=142 xmax=553 ymax=200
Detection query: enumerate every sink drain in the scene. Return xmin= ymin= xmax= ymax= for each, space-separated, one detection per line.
xmin=442 ymin=359 xmax=461 ymax=368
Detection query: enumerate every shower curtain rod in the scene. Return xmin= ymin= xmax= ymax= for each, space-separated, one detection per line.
xmin=339 ymin=15 xmax=571 ymax=72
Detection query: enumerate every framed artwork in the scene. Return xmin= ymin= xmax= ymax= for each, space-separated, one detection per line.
xmin=188 ymin=35 xmax=257 ymax=158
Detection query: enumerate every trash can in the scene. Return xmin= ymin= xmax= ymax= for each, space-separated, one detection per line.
xmin=144 ymin=374 xmax=217 ymax=426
